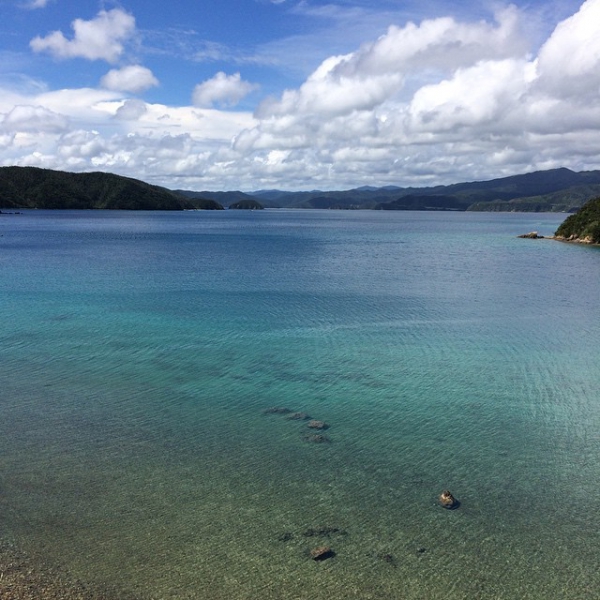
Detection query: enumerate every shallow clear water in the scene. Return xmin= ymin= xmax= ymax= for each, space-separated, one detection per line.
xmin=1 ymin=209 xmax=599 ymax=599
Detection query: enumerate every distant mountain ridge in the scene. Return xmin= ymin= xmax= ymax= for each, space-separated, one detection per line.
xmin=179 ymin=167 xmax=600 ymax=212
xmin=3 ymin=166 xmax=600 ymax=212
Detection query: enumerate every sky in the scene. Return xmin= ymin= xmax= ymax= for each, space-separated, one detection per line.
xmin=1 ymin=0 xmax=599 ymax=191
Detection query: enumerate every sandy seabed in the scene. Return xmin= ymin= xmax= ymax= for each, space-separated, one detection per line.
xmin=0 ymin=541 xmax=140 ymax=600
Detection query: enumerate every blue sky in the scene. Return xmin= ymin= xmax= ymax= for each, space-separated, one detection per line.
xmin=0 ymin=0 xmax=598 ymax=190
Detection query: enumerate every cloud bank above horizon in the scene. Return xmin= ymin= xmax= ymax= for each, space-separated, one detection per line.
xmin=1 ymin=0 xmax=599 ymax=191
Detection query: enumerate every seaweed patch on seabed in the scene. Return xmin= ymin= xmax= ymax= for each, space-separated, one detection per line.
xmin=277 ymin=526 xmax=346 ymax=563
xmin=365 ymin=551 xmax=397 ymax=567
xmin=262 ymin=406 xmax=294 ymax=415
xmin=285 ymin=411 xmax=312 ymax=421
xmin=262 ymin=406 xmax=334 ymax=443
xmin=302 ymin=527 xmax=347 ymax=538
xmin=302 ymin=433 xmax=331 ymax=444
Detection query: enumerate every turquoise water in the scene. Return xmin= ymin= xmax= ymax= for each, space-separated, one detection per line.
xmin=1 ymin=209 xmax=599 ymax=599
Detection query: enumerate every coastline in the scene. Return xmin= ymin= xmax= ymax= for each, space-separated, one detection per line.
xmin=552 ymin=235 xmax=600 ymax=245
xmin=518 ymin=231 xmax=600 ymax=245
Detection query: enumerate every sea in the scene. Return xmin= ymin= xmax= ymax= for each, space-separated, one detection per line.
xmin=0 ymin=209 xmax=599 ymax=599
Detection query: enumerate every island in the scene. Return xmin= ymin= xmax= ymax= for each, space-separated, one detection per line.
xmin=229 ymin=199 xmax=264 ymax=210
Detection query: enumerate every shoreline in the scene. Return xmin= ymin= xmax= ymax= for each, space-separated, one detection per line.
xmin=518 ymin=231 xmax=600 ymax=245
xmin=552 ymin=235 xmax=600 ymax=245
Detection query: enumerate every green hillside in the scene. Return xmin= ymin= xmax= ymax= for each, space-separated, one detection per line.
xmin=0 ymin=166 xmax=220 ymax=210
xmin=554 ymin=197 xmax=600 ymax=243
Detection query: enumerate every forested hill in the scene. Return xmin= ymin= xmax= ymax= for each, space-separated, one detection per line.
xmin=554 ymin=196 xmax=600 ymax=243
xmin=0 ymin=166 xmax=222 ymax=210
xmin=3 ymin=165 xmax=600 ymax=213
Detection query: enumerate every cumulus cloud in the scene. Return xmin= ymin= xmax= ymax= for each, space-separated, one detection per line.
xmin=257 ymin=6 xmax=525 ymax=121
xmin=192 ymin=72 xmax=258 ymax=108
xmin=256 ymin=54 xmax=403 ymax=119
xmin=406 ymin=59 xmax=537 ymax=133
xmin=1 ymin=105 xmax=69 ymax=133
xmin=231 ymin=0 xmax=600 ymax=187
xmin=114 ymin=99 xmax=149 ymax=121
xmin=101 ymin=66 xmax=159 ymax=94
xmin=536 ymin=0 xmax=600 ymax=98
xmin=30 ymin=9 xmax=136 ymax=63
xmin=5 ymin=1 xmax=600 ymax=190
xmin=0 ymin=78 xmax=258 ymax=183
xmin=57 ymin=130 xmax=107 ymax=162
xmin=31 ymin=88 xmax=125 ymax=122
xmin=343 ymin=5 xmax=524 ymax=77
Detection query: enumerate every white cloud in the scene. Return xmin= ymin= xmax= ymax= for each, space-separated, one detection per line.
xmin=406 ymin=59 xmax=537 ymax=134
xmin=536 ymin=0 xmax=600 ymax=98
xmin=1 ymin=105 xmax=69 ymax=133
xmin=0 ymin=79 xmax=258 ymax=185
xmin=57 ymin=130 xmax=107 ymax=161
xmin=341 ymin=5 xmax=525 ymax=77
xmin=24 ymin=0 xmax=52 ymax=9
xmin=255 ymin=6 xmax=526 ymax=121
xmin=30 ymin=9 xmax=136 ymax=63
xmin=101 ymin=66 xmax=159 ymax=94
xmin=256 ymin=54 xmax=403 ymax=119
xmin=226 ymin=1 xmax=600 ymax=188
xmin=114 ymin=99 xmax=148 ymax=121
xmin=192 ymin=72 xmax=258 ymax=108
xmin=32 ymin=88 xmax=125 ymax=122
xmin=4 ymin=1 xmax=600 ymax=190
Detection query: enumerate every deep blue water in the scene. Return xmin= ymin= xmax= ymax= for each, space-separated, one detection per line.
xmin=1 ymin=209 xmax=599 ymax=599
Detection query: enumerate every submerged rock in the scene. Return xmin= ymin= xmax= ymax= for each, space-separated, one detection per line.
xmin=439 ymin=490 xmax=460 ymax=509
xmin=310 ymin=546 xmax=335 ymax=561
xmin=307 ymin=419 xmax=329 ymax=430
xmin=378 ymin=552 xmax=396 ymax=566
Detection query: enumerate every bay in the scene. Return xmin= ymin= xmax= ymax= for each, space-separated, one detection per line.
xmin=1 ymin=209 xmax=599 ymax=599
